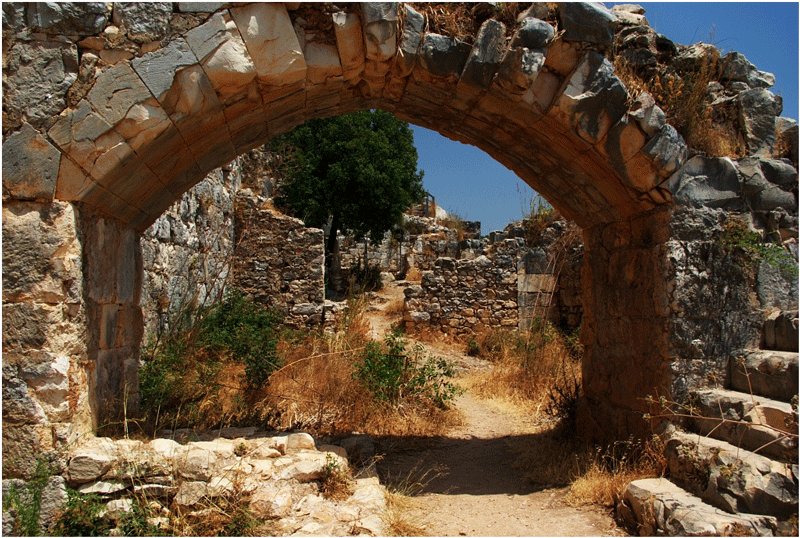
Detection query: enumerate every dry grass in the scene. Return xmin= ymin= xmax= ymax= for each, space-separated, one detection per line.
xmin=613 ymin=52 xmax=746 ymax=158
xmin=462 ymin=323 xmax=582 ymax=418
xmin=566 ymin=436 xmax=666 ymax=508
xmin=405 ymin=266 xmax=423 ymax=282
xmin=383 ymin=297 xmax=406 ymax=317
xmin=259 ymin=298 xmax=461 ymax=438
xmin=384 ymin=492 xmax=428 ymax=536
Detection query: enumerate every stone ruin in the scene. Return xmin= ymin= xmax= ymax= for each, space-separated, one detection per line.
xmin=2 ymin=2 xmax=798 ymax=535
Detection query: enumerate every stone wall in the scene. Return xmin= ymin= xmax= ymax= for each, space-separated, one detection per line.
xmin=338 ymin=214 xmax=482 ymax=279
xmin=403 ymin=238 xmax=522 ymax=335
xmin=140 ymin=163 xmax=241 ymax=338
xmin=232 ymin=191 xmax=326 ymax=327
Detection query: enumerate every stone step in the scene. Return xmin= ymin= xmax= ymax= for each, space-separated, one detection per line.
xmin=729 ymin=350 xmax=798 ymax=401
xmin=688 ymin=388 xmax=798 ymax=463
xmin=663 ymin=428 xmax=798 ymax=519
xmin=762 ymin=310 xmax=799 ymax=352
xmin=619 ymin=477 xmax=778 ymax=536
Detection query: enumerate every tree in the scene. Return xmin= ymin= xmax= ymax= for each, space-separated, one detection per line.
xmin=271 ymin=110 xmax=425 ymax=286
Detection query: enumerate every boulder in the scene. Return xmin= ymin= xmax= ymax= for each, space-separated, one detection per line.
xmin=67 ymin=438 xmax=118 ymax=484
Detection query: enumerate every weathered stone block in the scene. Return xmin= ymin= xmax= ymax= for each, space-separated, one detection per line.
xmin=3 ymin=39 xmax=78 ymax=133
xmin=393 ymin=5 xmax=424 ymax=78
xmin=332 ymin=11 xmax=365 ymax=82
xmin=418 ymin=34 xmax=471 ymax=81
xmin=512 ymin=17 xmax=554 ymax=49
xmin=112 ymin=3 xmax=172 ymax=43
xmin=460 ymin=19 xmax=505 ymax=90
xmin=558 ymin=2 xmax=616 ymax=47
xmin=3 ymin=124 xmax=60 ymax=201
xmin=230 ymin=3 xmax=306 ymax=87
xmin=26 ymin=2 xmax=109 ymax=35
xmin=361 ymin=3 xmax=397 ymax=62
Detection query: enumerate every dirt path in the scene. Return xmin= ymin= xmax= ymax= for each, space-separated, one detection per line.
xmin=364 ymin=280 xmax=623 ymax=537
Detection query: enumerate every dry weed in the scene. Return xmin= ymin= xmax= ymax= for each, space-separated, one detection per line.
xmin=405 ymin=266 xmax=423 ymax=282
xmin=613 ymin=52 xmax=746 ymax=158
xmin=383 ymin=297 xmax=406 ymax=317
xmin=384 ymin=492 xmax=429 ymax=536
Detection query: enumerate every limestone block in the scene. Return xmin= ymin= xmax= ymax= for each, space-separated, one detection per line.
xmin=667 ymin=155 xmax=744 ymax=210
xmin=664 ymin=431 xmax=797 ymax=518
xmin=26 ymin=2 xmax=109 ymax=35
xmin=112 ymin=3 xmax=172 ymax=44
xmin=738 ymin=88 xmax=782 ymax=156
xmin=332 ymin=12 xmax=365 ymax=82
xmin=177 ymin=3 xmax=225 ymax=13
xmin=722 ymin=51 xmax=775 ymax=89
xmin=77 ymin=480 xmax=128 ymax=495
xmin=277 ymin=452 xmax=328 ymax=482
xmin=622 ymin=478 xmax=777 ymax=536
xmin=512 ymin=17 xmax=554 ymax=49
xmin=249 ymin=483 xmax=295 ymax=518
xmin=149 ymin=438 xmax=183 ymax=458
xmin=174 ymin=480 xmax=208 ymax=508
xmin=2 ymin=39 xmax=78 ymax=133
xmin=494 ymin=47 xmax=545 ymax=97
xmin=393 ymin=5 xmax=424 ymax=78
xmin=131 ymin=38 xmax=199 ymax=100
xmin=286 ymin=433 xmax=316 ymax=452
xmin=230 ymin=3 xmax=306 ymax=88
xmin=558 ymin=2 xmax=616 ymax=47
xmin=554 ymin=52 xmax=628 ymax=144
xmin=460 ymin=19 xmax=505 ymax=91
xmin=67 ymin=437 xmax=118 ymax=484
xmin=304 ymin=42 xmax=343 ymax=85
xmin=3 ymin=123 xmax=60 ymax=201
xmin=418 ymin=34 xmax=471 ymax=81
xmin=2 ymin=201 xmax=82 ymax=304
xmin=176 ymin=447 xmax=219 ymax=481
xmin=361 ymin=3 xmax=398 ymax=62
xmin=15 ymin=352 xmax=70 ymax=421
xmin=642 ymin=124 xmax=687 ymax=179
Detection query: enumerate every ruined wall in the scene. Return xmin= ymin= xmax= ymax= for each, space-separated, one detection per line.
xmin=403 ymin=239 xmax=521 ymax=335
xmin=140 ymin=164 xmax=242 ymax=338
xmin=338 ymin=215 xmax=482 ymax=278
xmin=232 ymin=192 xmax=326 ymax=327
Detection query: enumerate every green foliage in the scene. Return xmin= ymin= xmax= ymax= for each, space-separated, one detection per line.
xmin=53 ymin=490 xmax=111 ymax=537
xmin=3 ymin=459 xmax=52 ymax=536
xmin=139 ymin=289 xmax=283 ymax=427
xmin=721 ymin=217 xmax=798 ymax=278
xmin=196 ymin=289 xmax=283 ymax=387
xmin=118 ymin=498 xmax=161 ymax=537
xmin=272 ymin=110 xmax=425 ymax=246
xmin=465 ymin=337 xmax=480 ymax=357
xmin=355 ymin=333 xmax=462 ymax=408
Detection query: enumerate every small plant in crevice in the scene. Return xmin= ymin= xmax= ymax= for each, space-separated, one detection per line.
xmin=319 ymin=454 xmax=355 ymax=501
xmin=53 ymin=489 xmax=112 ymax=537
xmin=3 ymin=459 xmax=53 ymax=536
xmin=721 ymin=216 xmax=798 ymax=279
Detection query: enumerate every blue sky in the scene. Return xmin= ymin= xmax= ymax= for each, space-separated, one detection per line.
xmin=414 ymin=2 xmax=799 ymax=234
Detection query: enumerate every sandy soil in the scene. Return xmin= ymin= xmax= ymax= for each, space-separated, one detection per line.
xmin=364 ymin=280 xmax=623 ymax=537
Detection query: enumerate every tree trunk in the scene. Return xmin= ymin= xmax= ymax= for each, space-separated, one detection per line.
xmin=326 ymin=215 xmax=342 ymax=293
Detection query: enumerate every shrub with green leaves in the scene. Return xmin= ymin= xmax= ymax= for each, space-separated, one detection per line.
xmin=721 ymin=217 xmax=798 ymax=278
xmin=53 ymin=490 xmax=111 ymax=537
xmin=3 ymin=459 xmax=52 ymax=536
xmin=356 ymin=333 xmax=461 ymax=408
xmin=139 ymin=289 xmax=283 ymax=429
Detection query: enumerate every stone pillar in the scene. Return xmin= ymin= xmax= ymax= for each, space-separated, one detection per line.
xmin=578 ymin=207 xmax=673 ymax=439
xmin=2 ymin=200 xmax=92 ymax=478
xmin=79 ymin=210 xmax=144 ymax=434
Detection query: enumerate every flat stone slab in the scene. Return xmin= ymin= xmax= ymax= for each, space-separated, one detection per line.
xmin=621 ymin=478 xmax=778 ymax=536
xmin=730 ymin=350 xmax=798 ymax=401
xmin=690 ymin=388 xmax=797 ymax=463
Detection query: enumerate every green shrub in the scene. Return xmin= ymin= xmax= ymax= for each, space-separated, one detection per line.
xmin=3 ymin=459 xmax=52 ymax=536
xmin=465 ymin=337 xmax=480 ymax=357
xmin=722 ymin=217 xmax=798 ymax=278
xmin=118 ymin=498 xmax=161 ymax=537
xmin=355 ymin=333 xmax=461 ymax=408
xmin=53 ymin=490 xmax=111 ymax=537
xmin=139 ymin=289 xmax=283 ymax=429
xmin=196 ymin=289 xmax=283 ymax=387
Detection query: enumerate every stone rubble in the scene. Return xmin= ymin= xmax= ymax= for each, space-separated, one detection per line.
xmin=3 ymin=432 xmax=387 ymax=536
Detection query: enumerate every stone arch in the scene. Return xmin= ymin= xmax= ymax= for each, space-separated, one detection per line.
xmin=5 ymin=3 xmax=708 ymax=471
